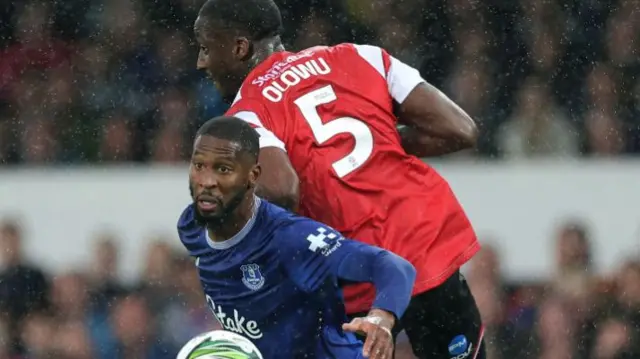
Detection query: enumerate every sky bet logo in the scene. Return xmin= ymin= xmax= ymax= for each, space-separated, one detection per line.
xmin=448 ymin=335 xmax=473 ymax=359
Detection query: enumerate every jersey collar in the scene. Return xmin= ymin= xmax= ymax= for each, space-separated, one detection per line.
xmin=206 ymin=196 xmax=261 ymax=250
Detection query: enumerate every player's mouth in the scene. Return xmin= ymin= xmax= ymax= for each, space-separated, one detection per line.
xmin=198 ymin=200 xmax=217 ymax=211
xmin=197 ymin=195 xmax=219 ymax=211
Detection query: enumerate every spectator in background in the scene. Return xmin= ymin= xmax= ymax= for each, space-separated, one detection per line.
xmin=591 ymin=316 xmax=636 ymax=359
xmin=583 ymin=65 xmax=626 ymax=156
xmin=159 ymin=255 xmax=216 ymax=349
xmin=86 ymin=234 xmax=124 ymax=359
xmin=20 ymin=312 xmax=54 ymax=359
xmin=19 ymin=111 xmax=59 ymax=164
xmin=0 ymin=2 xmax=70 ymax=94
xmin=0 ymin=219 xmax=49 ymax=354
xmin=88 ymin=233 xmax=125 ymax=313
xmin=150 ymin=89 xmax=191 ymax=163
xmin=466 ymin=244 xmax=508 ymax=359
xmin=0 ymin=319 xmax=12 ymax=359
xmin=99 ymin=112 xmax=136 ymax=162
xmin=50 ymin=273 xmax=90 ymax=323
xmin=552 ymin=221 xmax=594 ymax=303
xmin=51 ymin=320 xmax=94 ymax=359
xmin=138 ymin=238 xmax=175 ymax=315
xmin=609 ymin=259 xmax=640 ymax=357
xmin=107 ymin=293 xmax=175 ymax=359
xmin=585 ymin=109 xmax=626 ymax=156
xmin=497 ymin=76 xmax=579 ymax=159
xmin=554 ymin=220 xmax=602 ymax=357
xmin=49 ymin=271 xmax=116 ymax=359
xmin=0 ymin=104 xmax=13 ymax=163
xmin=536 ymin=297 xmax=575 ymax=359
xmin=604 ymin=1 xmax=639 ymax=69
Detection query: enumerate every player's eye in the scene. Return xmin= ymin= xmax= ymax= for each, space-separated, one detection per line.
xmin=217 ymin=165 xmax=232 ymax=174
xmin=200 ymin=45 xmax=208 ymax=55
xmin=193 ymin=162 xmax=205 ymax=171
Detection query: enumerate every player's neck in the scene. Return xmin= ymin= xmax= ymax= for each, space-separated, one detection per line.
xmin=248 ymin=37 xmax=285 ymax=70
xmin=222 ymin=38 xmax=284 ymax=104
xmin=207 ymin=196 xmax=257 ymax=242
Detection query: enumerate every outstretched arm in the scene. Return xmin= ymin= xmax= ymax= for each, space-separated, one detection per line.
xmin=281 ymin=221 xmax=416 ymax=320
xmin=280 ymin=220 xmax=415 ymax=359
xmin=332 ymin=243 xmax=416 ymax=321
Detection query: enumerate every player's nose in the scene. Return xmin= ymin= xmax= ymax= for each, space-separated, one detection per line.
xmin=198 ymin=172 xmax=218 ymax=188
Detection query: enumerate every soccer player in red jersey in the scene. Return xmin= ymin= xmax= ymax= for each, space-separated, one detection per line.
xmin=193 ymin=0 xmax=485 ymax=358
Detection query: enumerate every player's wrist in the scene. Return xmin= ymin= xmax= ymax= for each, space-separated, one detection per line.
xmin=365 ymin=308 xmax=396 ymax=330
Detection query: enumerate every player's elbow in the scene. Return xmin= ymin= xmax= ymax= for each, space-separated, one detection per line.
xmin=458 ymin=118 xmax=479 ymax=149
xmin=397 ymin=254 xmax=417 ymax=287
xmin=438 ymin=98 xmax=479 ymax=149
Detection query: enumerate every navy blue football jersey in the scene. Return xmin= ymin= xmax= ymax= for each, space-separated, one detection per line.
xmin=177 ymin=197 xmax=386 ymax=358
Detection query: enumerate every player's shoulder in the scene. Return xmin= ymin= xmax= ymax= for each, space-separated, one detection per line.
xmin=300 ymin=43 xmax=389 ymax=67
xmin=258 ymin=200 xmax=308 ymax=228
xmin=305 ymin=42 xmax=383 ymax=56
xmin=304 ymin=43 xmax=393 ymax=83
xmin=177 ymin=204 xmax=203 ymax=240
xmin=260 ymin=202 xmax=342 ymax=245
xmin=256 ymin=199 xmax=296 ymax=229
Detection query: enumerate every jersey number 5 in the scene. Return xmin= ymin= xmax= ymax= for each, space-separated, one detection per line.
xmin=294 ymin=85 xmax=373 ymax=178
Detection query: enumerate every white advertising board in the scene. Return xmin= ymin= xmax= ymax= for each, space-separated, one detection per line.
xmin=0 ymin=160 xmax=638 ymax=281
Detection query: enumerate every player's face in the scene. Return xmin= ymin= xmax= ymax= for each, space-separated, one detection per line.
xmin=189 ymin=135 xmax=260 ymax=226
xmin=194 ymin=16 xmax=251 ymax=101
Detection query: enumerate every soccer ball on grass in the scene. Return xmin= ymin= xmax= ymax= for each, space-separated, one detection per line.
xmin=177 ymin=330 xmax=263 ymax=359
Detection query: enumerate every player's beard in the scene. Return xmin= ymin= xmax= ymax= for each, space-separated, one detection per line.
xmin=189 ymin=182 xmax=250 ymax=229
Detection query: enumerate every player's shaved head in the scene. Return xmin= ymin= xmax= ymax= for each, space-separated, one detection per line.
xmin=197 ymin=0 xmax=283 ymax=40
xmin=196 ymin=116 xmax=260 ymax=163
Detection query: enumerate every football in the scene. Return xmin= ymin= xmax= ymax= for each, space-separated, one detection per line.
xmin=176 ymin=330 xmax=264 ymax=359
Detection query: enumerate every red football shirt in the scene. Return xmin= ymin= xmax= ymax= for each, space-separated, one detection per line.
xmin=226 ymin=43 xmax=480 ymax=314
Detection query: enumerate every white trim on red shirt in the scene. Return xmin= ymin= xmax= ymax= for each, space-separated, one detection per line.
xmin=233 ymin=111 xmax=286 ymax=151
xmin=353 ymin=44 xmax=425 ymax=104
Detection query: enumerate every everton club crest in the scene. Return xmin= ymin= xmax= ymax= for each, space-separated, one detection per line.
xmin=240 ymin=263 xmax=265 ymax=291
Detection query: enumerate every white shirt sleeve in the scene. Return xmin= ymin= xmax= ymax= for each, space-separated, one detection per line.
xmin=232 ymin=111 xmax=287 ymax=151
xmin=353 ymin=44 xmax=425 ymax=104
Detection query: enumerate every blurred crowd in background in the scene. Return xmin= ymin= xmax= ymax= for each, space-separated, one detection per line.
xmin=1 ymin=0 xmax=640 ymax=358
xmin=1 ymin=0 xmax=640 ymax=163
xmin=0 ymin=218 xmax=212 ymax=359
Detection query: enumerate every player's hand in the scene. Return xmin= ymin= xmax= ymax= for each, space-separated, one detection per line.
xmin=342 ymin=309 xmax=395 ymax=359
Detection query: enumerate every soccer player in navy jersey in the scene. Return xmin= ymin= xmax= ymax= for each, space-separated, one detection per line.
xmin=177 ymin=116 xmax=416 ymax=359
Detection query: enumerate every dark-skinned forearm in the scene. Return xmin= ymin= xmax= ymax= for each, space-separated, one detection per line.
xmin=399 ymin=125 xmax=473 ymax=157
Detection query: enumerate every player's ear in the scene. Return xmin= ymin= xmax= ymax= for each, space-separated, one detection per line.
xmin=248 ymin=163 xmax=261 ymax=188
xmin=233 ymin=36 xmax=252 ymax=60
